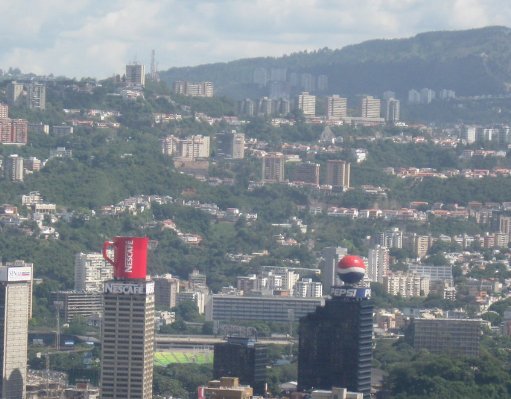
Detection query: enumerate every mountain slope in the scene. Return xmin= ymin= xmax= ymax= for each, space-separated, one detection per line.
xmin=159 ymin=26 xmax=511 ymax=99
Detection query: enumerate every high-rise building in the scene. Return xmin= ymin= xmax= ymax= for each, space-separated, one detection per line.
xmin=11 ymin=119 xmax=28 ymax=144
xmin=367 ymin=245 xmax=389 ymax=283
xmin=51 ymin=290 xmax=103 ymax=323
xmin=419 ymin=88 xmax=435 ymax=104
xmin=297 ymin=92 xmax=316 ymax=116
xmin=326 ymin=160 xmax=350 ymax=190
xmin=258 ymin=97 xmax=273 ymax=116
xmin=360 ymin=96 xmax=381 ymax=118
xmin=172 ymin=81 xmax=213 ymax=97
xmin=385 ymin=98 xmax=400 ymax=122
xmin=298 ymin=296 xmax=373 ymax=398
xmin=126 ymin=63 xmax=145 ymax=87
xmin=320 ymin=246 xmax=348 ymax=293
xmin=411 ymin=318 xmax=481 ymax=357
xmin=326 ymin=95 xmax=347 ymax=119
xmin=6 ymin=154 xmax=23 ymax=182
xmin=27 ymin=83 xmax=46 ymax=110
xmin=262 ymin=152 xmax=285 ymax=182
xmin=2 ymin=260 xmax=33 ymax=318
xmin=239 ymin=99 xmax=255 ymax=117
xmin=0 ymin=264 xmax=32 ymax=399
xmin=161 ymin=135 xmax=210 ymax=160
xmin=376 ymin=228 xmax=403 ymax=249
xmin=74 ymin=252 xmax=113 ymax=292
xmin=408 ymin=89 xmax=421 ymax=104
xmin=294 ymin=278 xmax=323 ymax=298
xmin=383 ymin=272 xmax=429 ymax=297
xmin=213 ymin=336 xmax=267 ymax=395
xmin=216 ymin=131 xmax=245 ymax=159
xmin=153 ymin=274 xmax=180 ymax=308
xmin=101 ymin=280 xmax=155 ymax=398
xmin=0 ymin=103 xmax=8 ymax=119
xmin=292 ymin=162 xmax=320 ymax=185
xmin=6 ymin=82 xmax=24 ymax=105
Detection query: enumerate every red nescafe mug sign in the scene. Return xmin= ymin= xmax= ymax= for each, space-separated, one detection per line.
xmin=102 ymin=236 xmax=149 ymax=279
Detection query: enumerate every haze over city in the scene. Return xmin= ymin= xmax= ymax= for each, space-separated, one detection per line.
xmin=2 ymin=0 xmax=511 ymax=78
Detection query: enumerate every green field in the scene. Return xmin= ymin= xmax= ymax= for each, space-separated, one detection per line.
xmin=154 ymin=351 xmax=213 ymax=366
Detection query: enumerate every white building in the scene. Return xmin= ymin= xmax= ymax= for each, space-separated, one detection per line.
xmin=298 ymin=92 xmax=316 ymax=116
xmin=367 ymin=245 xmax=389 ymax=283
xmin=74 ymin=252 xmax=113 ymax=292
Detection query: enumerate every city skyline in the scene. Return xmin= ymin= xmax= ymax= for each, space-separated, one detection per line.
xmin=1 ymin=1 xmax=510 ymax=78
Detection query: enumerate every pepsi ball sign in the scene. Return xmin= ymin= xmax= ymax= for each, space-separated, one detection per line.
xmin=337 ymin=255 xmax=366 ymax=284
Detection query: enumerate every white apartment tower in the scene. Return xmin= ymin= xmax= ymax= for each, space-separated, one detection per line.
xmin=297 ymin=92 xmax=316 ymax=116
xmin=360 ymin=95 xmax=381 ymax=118
xmin=326 ymin=95 xmax=347 ymax=119
xmin=367 ymin=245 xmax=390 ymax=283
xmin=0 ymin=265 xmax=32 ymax=399
xmin=74 ymin=252 xmax=113 ymax=292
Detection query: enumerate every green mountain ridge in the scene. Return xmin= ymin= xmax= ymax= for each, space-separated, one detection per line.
xmin=159 ymin=26 xmax=511 ymax=99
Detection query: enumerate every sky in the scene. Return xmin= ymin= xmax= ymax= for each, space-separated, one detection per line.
xmin=2 ymin=0 xmax=511 ymax=79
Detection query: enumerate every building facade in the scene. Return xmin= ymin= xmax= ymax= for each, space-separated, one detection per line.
xmin=262 ymin=152 xmax=285 ymax=182
xmin=360 ymin=96 xmax=380 ymax=118
xmin=326 ymin=95 xmax=348 ymax=119
xmin=297 ymin=92 xmax=316 ymax=116
xmin=126 ymin=64 xmax=146 ymax=87
xmin=326 ymin=160 xmax=350 ymax=190
xmin=411 ymin=318 xmax=481 ymax=357
xmin=206 ymin=295 xmax=324 ymax=323
xmin=213 ymin=337 xmax=267 ymax=395
xmin=101 ymin=280 xmax=155 ymax=399
xmin=74 ymin=252 xmax=113 ymax=292
xmin=153 ymin=274 xmax=180 ymax=308
xmin=298 ymin=297 xmax=373 ymax=398
xmin=0 ymin=265 xmax=32 ymax=399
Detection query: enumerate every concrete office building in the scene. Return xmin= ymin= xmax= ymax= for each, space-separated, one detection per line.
xmin=153 ymin=274 xmax=180 ymax=308
xmin=101 ymin=280 xmax=155 ymax=399
xmin=74 ymin=252 xmax=113 ymax=293
xmin=2 ymin=260 xmax=33 ymax=318
xmin=411 ymin=318 xmax=481 ymax=357
xmin=27 ymin=83 xmax=46 ymax=110
xmin=126 ymin=63 xmax=145 ymax=87
xmin=326 ymin=160 xmax=350 ymax=190
xmin=360 ymin=96 xmax=380 ymax=118
xmin=206 ymin=294 xmax=324 ymax=323
xmin=216 ymin=131 xmax=245 ymax=159
xmin=327 ymin=95 xmax=347 ymax=119
xmin=6 ymin=154 xmax=24 ymax=182
xmin=262 ymin=152 xmax=285 ymax=182
xmin=292 ymin=162 xmax=320 ymax=185
xmin=51 ymin=290 xmax=103 ymax=323
xmin=0 ymin=264 xmax=32 ymax=399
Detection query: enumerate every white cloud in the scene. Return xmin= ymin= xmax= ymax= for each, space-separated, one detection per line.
xmin=0 ymin=0 xmax=510 ymax=78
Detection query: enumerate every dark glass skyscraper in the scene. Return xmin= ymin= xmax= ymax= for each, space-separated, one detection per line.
xmin=298 ymin=296 xmax=373 ymax=398
xmin=213 ymin=336 xmax=268 ymax=395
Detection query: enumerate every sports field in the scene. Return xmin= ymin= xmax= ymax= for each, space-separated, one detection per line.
xmin=154 ymin=350 xmax=213 ymax=366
